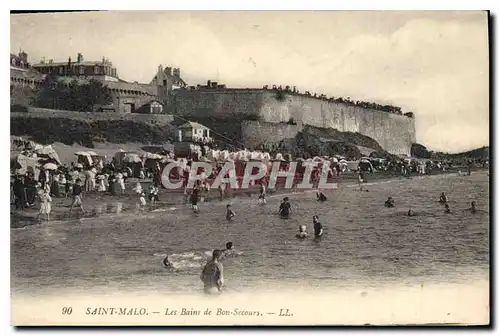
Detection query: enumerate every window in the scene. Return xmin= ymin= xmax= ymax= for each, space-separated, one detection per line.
xmin=94 ymin=66 xmax=99 ymax=75
xmin=152 ymin=104 xmax=163 ymax=114
xmin=203 ymin=129 xmax=208 ymax=137
xmin=59 ymin=66 xmax=64 ymax=74
xmin=79 ymin=66 xmax=84 ymax=75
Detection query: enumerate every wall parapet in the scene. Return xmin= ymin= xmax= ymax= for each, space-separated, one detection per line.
xmin=177 ymin=87 xmax=411 ymax=118
xmin=11 ymin=107 xmax=174 ymax=126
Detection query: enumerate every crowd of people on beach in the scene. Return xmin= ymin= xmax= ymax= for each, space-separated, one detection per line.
xmin=10 ymin=138 xmax=486 ymax=296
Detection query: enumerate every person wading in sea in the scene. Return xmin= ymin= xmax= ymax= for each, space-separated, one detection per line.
xmin=69 ymin=178 xmax=85 ymax=214
xmin=200 ymin=250 xmax=224 ymax=294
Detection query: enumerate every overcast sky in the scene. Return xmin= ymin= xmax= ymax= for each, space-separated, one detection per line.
xmin=10 ymin=11 xmax=489 ymax=153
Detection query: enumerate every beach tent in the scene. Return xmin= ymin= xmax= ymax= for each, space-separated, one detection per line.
xmin=359 ymin=157 xmax=376 ymax=172
xmin=32 ymin=144 xmax=61 ymax=165
xmin=13 ymin=154 xmax=40 ymax=179
xmin=75 ymin=151 xmax=94 ymax=167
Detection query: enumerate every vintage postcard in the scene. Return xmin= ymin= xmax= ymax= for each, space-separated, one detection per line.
xmin=9 ymin=10 xmax=490 ymax=326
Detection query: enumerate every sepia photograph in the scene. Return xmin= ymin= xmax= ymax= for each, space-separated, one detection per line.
xmin=8 ymin=9 xmax=490 ymax=326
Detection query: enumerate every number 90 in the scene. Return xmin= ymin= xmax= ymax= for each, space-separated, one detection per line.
xmin=62 ymin=307 xmax=73 ymax=315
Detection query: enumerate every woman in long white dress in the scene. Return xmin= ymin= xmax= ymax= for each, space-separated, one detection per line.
xmin=36 ymin=190 xmax=52 ymax=221
xmin=97 ymin=175 xmax=107 ymax=192
xmin=116 ymin=173 xmax=125 ymax=193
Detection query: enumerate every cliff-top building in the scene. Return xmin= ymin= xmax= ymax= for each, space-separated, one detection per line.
xmin=10 ymin=50 xmax=46 ymax=107
xmin=150 ymin=65 xmax=187 ymax=101
xmin=31 ymin=53 xmax=119 ymax=82
xmin=12 ymin=52 xmax=162 ymax=114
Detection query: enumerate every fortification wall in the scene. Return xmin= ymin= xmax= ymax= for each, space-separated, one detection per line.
xmin=174 ymin=90 xmax=263 ymax=120
xmin=259 ymin=92 xmax=416 ymax=155
xmin=241 ymin=120 xmax=304 ymax=149
xmin=175 ymin=89 xmax=416 ymax=155
xmin=11 ymin=107 xmax=175 ymax=126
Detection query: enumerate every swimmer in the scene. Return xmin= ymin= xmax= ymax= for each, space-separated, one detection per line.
xmin=200 ymin=250 xmax=224 ymax=294
xmin=279 ymin=197 xmax=291 ymax=219
xmin=221 ymin=242 xmax=235 ymax=259
xmin=444 ymin=203 xmax=451 ymax=214
xmin=469 ymin=201 xmax=477 ymax=214
xmin=225 ymin=204 xmax=236 ymax=220
xmin=407 ymin=208 xmax=416 ymax=217
xmin=296 ymin=225 xmax=308 ymax=239
xmin=163 ymin=256 xmax=174 ymax=268
xmin=439 ymin=192 xmax=448 ymax=204
xmin=190 ymin=186 xmax=200 ymax=213
xmin=316 ymin=191 xmax=327 ymax=202
xmin=258 ymin=183 xmax=267 ymax=204
xmin=384 ymin=197 xmax=395 ymax=208
xmin=313 ymin=215 xmax=323 ymax=238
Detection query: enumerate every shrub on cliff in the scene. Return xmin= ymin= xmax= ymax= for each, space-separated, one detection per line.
xmin=302 ymin=125 xmax=386 ymax=153
xmin=276 ymin=131 xmax=362 ymax=159
xmin=34 ymin=76 xmax=113 ymax=112
xmin=275 ymin=90 xmax=286 ymax=102
xmin=11 ymin=117 xmax=176 ymax=147
xmin=11 ymin=104 xmax=28 ymax=112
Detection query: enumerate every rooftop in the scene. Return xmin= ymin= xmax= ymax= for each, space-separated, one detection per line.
xmin=178 ymin=121 xmax=210 ymax=130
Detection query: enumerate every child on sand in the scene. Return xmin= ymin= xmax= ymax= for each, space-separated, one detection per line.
xmin=139 ymin=192 xmax=147 ymax=208
xmin=258 ymin=183 xmax=267 ymax=204
xmin=36 ymin=190 xmax=52 ymax=221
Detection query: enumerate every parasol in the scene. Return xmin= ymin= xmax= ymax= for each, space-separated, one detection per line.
xmin=43 ymin=162 xmax=58 ymax=170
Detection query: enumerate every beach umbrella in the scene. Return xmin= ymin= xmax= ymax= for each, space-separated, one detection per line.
xmin=123 ymin=153 xmax=142 ymax=163
xmin=43 ymin=162 xmax=58 ymax=170
xmin=87 ymin=151 xmax=98 ymax=156
xmin=274 ymin=153 xmax=285 ymax=161
xmin=74 ymin=151 xmax=88 ymax=156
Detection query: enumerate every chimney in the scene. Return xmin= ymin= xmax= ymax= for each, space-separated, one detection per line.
xmin=102 ymin=56 xmax=106 ymax=64
xmin=207 ymin=80 xmax=211 ymax=87
xmin=173 ymin=68 xmax=180 ymax=77
xmin=48 ymin=59 xmax=53 ymax=64
xmin=77 ymin=53 xmax=83 ymax=63
xmin=19 ymin=50 xmax=28 ymax=63
xmin=165 ymin=67 xmax=172 ymax=76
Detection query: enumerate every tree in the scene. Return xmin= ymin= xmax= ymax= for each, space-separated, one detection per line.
xmin=34 ymin=77 xmax=113 ymax=112
xmin=411 ymin=143 xmax=431 ymax=158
